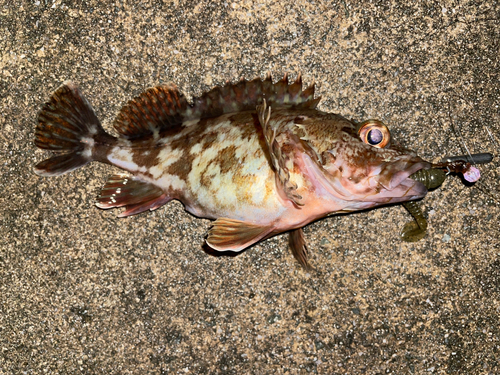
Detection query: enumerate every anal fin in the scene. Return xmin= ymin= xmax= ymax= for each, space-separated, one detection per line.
xmin=96 ymin=174 xmax=171 ymax=217
xmin=288 ymin=228 xmax=311 ymax=269
xmin=206 ymin=218 xmax=274 ymax=252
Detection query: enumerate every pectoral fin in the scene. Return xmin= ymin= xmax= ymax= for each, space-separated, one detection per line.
xmin=288 ymin=228 xmax=311 ymax=269
xmin=206 ymin=218 xmax=274 ymax=252
xmin=256 ymin=99 xmax=304 ymax=206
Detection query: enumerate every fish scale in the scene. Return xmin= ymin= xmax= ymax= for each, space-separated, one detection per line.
xmin=33 ymin=74 xmax=482 ymax=269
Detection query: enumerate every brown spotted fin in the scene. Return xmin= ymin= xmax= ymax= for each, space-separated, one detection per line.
xmin=113 ymin=86 xmax=188 ymax=140
xmin=96 ymin=174 xmax=171 ymax=217
xmin=34 ymin=82 xmax=117 ymax=176
xmin=184 ymin=72 xmax=321 ymax=121
xmin=112 ymin=73 xmax=321 ymax=141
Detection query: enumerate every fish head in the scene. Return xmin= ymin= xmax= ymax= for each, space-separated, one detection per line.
xmin=299 ymin=117 xmax=432 ymax=211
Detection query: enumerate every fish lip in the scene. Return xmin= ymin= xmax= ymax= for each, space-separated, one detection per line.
xmin=400 ymin=177 xmax=428 ymax=200
xmin=371 ymin=160 xmax=431 ymax=203
xmin=383 ymin=161 xmax=429 ymax=191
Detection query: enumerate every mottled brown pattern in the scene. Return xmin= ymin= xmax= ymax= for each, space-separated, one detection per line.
xmin=130 ymin=141 xmax=162 ymax=168
xmin=294 ymin=115 xmax=305 ymax=124
xmin=168 ymin=153 xmax=194 ymax=178
xmin=217 ymin=146 xmax=238 ymax=174
xmin=199 ymin=169 xmax=212 ymax=189
xmin=200 ymin=131 xmax=218 ymax=151
xmin=226 ymin=112 xmax=265 ymax=145
xmin=349 ymin=172 xmax=366 ymax=185
xmin=290 ymin=111 xmax=356 ymax=157
xmin=238 ymin=175 xmax=256 ymax=204
xmin=234 ymin=173 xmax=261 ymax=204
xmin=280 ymin=143 xmax=295 ymax=155
xmin=341 ymin=125 xmax=358 ymax=138
xmin=228 ymin=111 xmax=255 ymax=125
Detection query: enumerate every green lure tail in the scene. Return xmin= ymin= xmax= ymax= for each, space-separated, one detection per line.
xmin=401 ymin=168 xmax=446 ymax=242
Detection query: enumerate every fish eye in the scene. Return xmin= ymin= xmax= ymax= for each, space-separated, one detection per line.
xmin=358 ymin=120 xmax=391 ymax=148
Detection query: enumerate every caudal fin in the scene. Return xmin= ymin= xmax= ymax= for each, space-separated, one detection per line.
xmin=34 ymin=82 xmax=111 ymax=176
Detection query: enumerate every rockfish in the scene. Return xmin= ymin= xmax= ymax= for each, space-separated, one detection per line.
xmin=34 ymin=74 xmax=480 ymax=268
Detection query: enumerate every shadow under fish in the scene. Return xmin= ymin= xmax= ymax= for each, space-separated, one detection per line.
xmin=33 ymin=74 xmax=492 ymax=269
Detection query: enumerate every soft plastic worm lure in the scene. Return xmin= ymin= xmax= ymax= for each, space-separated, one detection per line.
xmin=402 ymin=152 xmax=493 ymax=242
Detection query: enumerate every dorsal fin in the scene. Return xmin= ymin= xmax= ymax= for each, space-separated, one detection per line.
xmin=184 ymin=72 xmax=321 ymax=121
xmin=113 ymin=85 xmax=187 ymax=139
xmin=113 ymin=73 xmax=321 ymax=140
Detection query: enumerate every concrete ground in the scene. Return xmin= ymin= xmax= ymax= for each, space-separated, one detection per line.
xmin=1 ymin=1 xmax=499 ymax=374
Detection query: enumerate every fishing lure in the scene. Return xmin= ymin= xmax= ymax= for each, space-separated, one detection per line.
xmin=402 ymin=153 xmax=489 ymax=242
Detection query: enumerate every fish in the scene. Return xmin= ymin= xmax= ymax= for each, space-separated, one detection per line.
xmin=33 ymin=73 xmax=482 ymax=268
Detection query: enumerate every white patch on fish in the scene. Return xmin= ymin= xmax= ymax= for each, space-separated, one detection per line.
xmin=190 ymin=143 xmax=203 ymax=155
xmin=108 ymin=148 xmax=145 ymax=173
xmin=155 ymin=173 xmax=186 ymax=191
xmin=88 ymin=125 xmax=98 ymax=135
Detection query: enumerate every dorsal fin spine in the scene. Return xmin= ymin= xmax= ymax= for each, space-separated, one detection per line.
xmin=112 ymin=73 xmax=321 ymax=140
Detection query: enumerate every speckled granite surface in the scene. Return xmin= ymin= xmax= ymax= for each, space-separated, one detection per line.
xmin=1 ymin=1 xmax=499 ymax=374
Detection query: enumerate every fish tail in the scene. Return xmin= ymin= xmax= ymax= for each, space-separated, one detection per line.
xmin=34 ymin=81 xmax=116 ymax=176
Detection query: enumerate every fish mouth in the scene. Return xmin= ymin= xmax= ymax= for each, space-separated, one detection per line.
xmin=304 ymin=152 xmax=432 ymax=205
xmin=371 ymin=160 xmax=431 ymax=204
